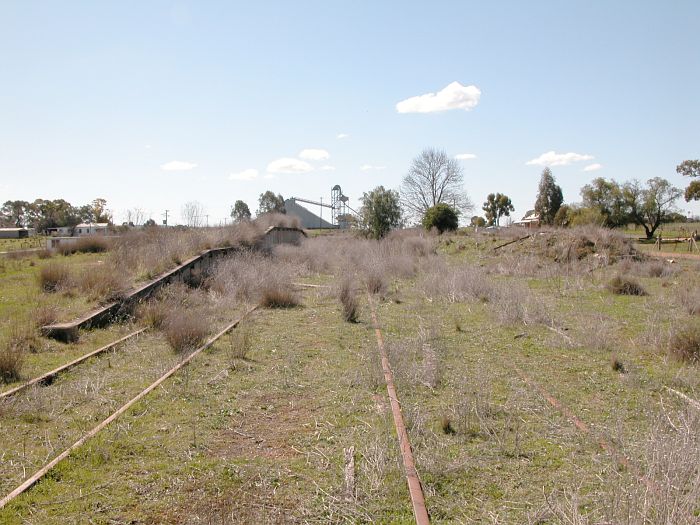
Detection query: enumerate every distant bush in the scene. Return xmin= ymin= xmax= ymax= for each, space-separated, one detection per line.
xmin=163 ymin=311 xmax=209 ymax=353
xmin=668 ymin=324 xmax=700 ymax=363
xmin=608 ymin=275 xmax=647 ymax=296
xmin=365 ymin=268 xmax=386 ymax=295
xmin=36 ymin=249 xmax=53 ymax=260
xmin=422 ymin=204 xmax=459 ymax=234
xmin=679 ymin=287 xmax=700 ymax=316
xmin=38 ymin=263 xmax=70 ymax=292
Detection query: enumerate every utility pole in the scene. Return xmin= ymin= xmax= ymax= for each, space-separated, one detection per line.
xmin=163 ymin=209 xmax=169 ymax=227
xmin=205 ymin=214 xmax=209 ymax=227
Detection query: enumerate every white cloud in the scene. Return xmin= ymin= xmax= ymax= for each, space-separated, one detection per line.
xmin=583 ymin=163 xmax=603 ymax=172
xmin=160 ymin=160 xmax=198 ymax=171
xmin=264 ymin=174 xmax=277 ymax=179
xmin=229 ymin=168 xmax=259 ymax=181
xmin=360 ymin=164 xmax=386 ymax=171
xmin=526 ymin=151 xmax=594 ymax=167
xmin=455 ymin=153 xmax=477 ymax=160
xmin=396 ymin=81 xmax=481 ymax=114
xmin=145 ymin=144 xmax=152 ymax=149
xmin=299 ymin=148 xmax=330 ymax=161
xmin=267 ymin=157 xmax=313 ymax=174
xmin=319 ymin=165 xmax=336 ymax=171
xmin=336 ymin=133 xmax=349 ymax=139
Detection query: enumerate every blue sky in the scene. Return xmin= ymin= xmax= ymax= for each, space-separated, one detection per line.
xmin=1 ymin=1 xmax=698 ymax=225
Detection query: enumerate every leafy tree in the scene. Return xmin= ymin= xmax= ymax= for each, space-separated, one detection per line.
xmin=470 ymin=216 xmax=486 ymax=227
xmin=1 ymin=200 xmax=31 ymax=227
xmin=621 ymin=177 xmax=682 ymax=239
xmin=231 ymin=200 xmax=251 ymax=222
xmin=482 ymin=193 xmax=515 ymax=226
xmin=144 ymin=218 xmax=157 ymax=227
xmin=422 ymin=203 xmax=459 ymax=233
xmin=677 ymin=160 xmax=700 ymax=201
xmin=400 ymin=148 xmax=472 ymax=220
xmin=360 ymin=186 xmax=402 ymax=239
xmin=257 ymin=191 xmax=286 ymax=215
xmin=534 ymin=168 xmax=563 ymax=225
xmin=580 ymin=178 xmax=627 ymax=227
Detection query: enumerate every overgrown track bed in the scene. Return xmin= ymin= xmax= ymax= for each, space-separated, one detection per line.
xmin=0 ymin=328 xmax=147 ymax=399
xmin=0 ymin=305 xmax=252 ymax=505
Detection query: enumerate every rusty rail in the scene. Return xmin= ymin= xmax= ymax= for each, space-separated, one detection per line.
xmin=0 ymin=305 xmax=257 ymax=510
xmin=0 ymin=328 xmax=148 ymax=400
xmin=367 ymin=294 xmax=430 ymax=525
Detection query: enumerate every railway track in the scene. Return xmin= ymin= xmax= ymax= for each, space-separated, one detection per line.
xmin=367 ymin=293 xmax=431 ymax=525
xmin=0 ymin=328 xmax=147 ymax=400
xmin=0 ymin=305 xmax=257 ymax=508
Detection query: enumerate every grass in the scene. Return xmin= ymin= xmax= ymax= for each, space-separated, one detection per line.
xmin=2 ymin=226 xmax=700 ymax=523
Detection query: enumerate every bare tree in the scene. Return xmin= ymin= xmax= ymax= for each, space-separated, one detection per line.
xmin=124 ymin=207 xmax=146 ymax=226
xmin=401 ymin=148 xmax=472 ymax=220
xmin=181 ymin=201 xmax=205 ymax=227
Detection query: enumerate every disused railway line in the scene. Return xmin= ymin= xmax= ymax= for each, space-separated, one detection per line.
xmin=0 ymin=328 xmax=148 ymax=400
xmin=0 ymin=305 xmax=258 ymax=510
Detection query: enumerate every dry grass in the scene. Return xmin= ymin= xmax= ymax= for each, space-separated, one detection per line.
xmin=228 ymin=327 xmax=251 ymax=362
xmin=136 ymin=299 xmax=169 ymax=329
xmin=32 ymin=304 xmax=60 ymax=327
xmin=58 ymin=236 xmax=111 ymax=255
xmin=668 ymin=323 xmax=700 ymax=363
xmin=608 ymin=275 xmax=647 ymax=296
xmin=0 ymin=344 xmax=23 ymax=383
xmin=337 ymin=275 xmax=359 ymax=322
xmin=260 ymin=283 xmax=299 ymax=308
xmin=37 ymin=262 xmax=70 ymax=292
xmin=75 ymin=265 xmax=128 ymax=302
xmin=678 ymin=287 xmax=700 ymax=316
xmin=162 ymin=310 xmax=210 ymax=353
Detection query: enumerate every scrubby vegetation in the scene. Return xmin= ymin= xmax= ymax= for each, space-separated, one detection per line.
xmin=2 ymin=223 xmax=700 ymax=523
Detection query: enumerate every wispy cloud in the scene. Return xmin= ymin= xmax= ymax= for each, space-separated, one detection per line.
xmin=583 ymin=163 xmax=603 ymax=172
xmin=455 ymin=153 xmax=477 ymax=160
xmin=267 ymin=157 xmax=313 ymax=174
xmin=396 ymin=81 xmax=481 ymax=114
xmin=160 ymin=160 xmax=198 ymax=171
xmin=336 ymin=133 xmax=349 ymax=139
xmin=229 ymin=168 xmax=259 ymax=181
xmin=360 ymin=164 xmax=386 ymax=171
xmin=319 ymin=165 xmax=336 ymax=171
xmin=299 ymin=148 xmax=330 ymax=161
xmin=526 ymin=151 xmax=594 ymax=167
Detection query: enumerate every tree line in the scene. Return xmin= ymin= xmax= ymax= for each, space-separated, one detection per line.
xmin=0 ymin=198 xmax=112 ymax=231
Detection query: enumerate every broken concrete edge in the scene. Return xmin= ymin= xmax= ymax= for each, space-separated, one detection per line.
xmin=39 ymin=227 xmax=308 ymax=342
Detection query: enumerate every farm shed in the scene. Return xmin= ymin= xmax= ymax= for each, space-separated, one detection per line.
xmin=514 ymin=210 xmax=540 ymax=228
xmin=0 ymin=228 xmax=34 ymax=239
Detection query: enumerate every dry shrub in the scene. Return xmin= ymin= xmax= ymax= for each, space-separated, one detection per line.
xmin=38 ymin=262 xmax=70 ymax=292
xmin=618 ymin=258 xmax=677 ymax=279
xmin=668 ymin=324 xmax=700 ymax=363
xmin=337 ymin=275 xmax=359 ymax=322
xmin=0 ymin=345 xmax=23 ymax=383
xmin=76 ymin=265 xmax=128 ymax=302
xmin=163 ymin=311 xmax=209 ymax=353
xmin=365 ymin=267 xmax=386 ymax=295
xmin=386 ymin=327 xmax=441 ymax=390
xmin=36 ymin=248 xmax=52 ymax=259
xmin=33 ymin=304 xmax=60 ymax=327
xmin=678 ymin=287 xmax=700 ymax=316
xmin=492 ymin=281 xmax=551 ymax=326
xmin=136 ymin=300 xmax=169 ymax=329
xmin=260 ymin=283 xmax=299 ymax=308
xmin=419 ymin=259 xmax=494 ymax=303
xmin=535 ymin=226 xmax=637 ymax=264
xmin=209 ymin=251 xmax=302 ymax=307
xmin=608 ymin=275 xmax=647 ymax=296
xmin=228 ymin=327 xmax=251 ymax=361
xmin=59 ymin=236 xmax=111 ymax=255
